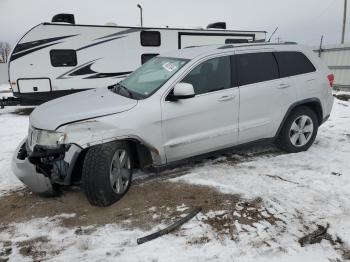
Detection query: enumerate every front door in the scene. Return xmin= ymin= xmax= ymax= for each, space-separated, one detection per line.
xmin=161 ymin=56 xmax=239 ymax=163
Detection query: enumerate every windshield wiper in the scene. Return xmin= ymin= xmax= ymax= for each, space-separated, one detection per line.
xmin=113 ymin=83 xmax=134 ymax=99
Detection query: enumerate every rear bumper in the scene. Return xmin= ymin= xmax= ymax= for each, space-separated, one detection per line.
xmin=11 ymin=139 xmax=53 ymax=194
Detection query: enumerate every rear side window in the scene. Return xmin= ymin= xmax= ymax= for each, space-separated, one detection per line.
xmin=236 ymin=52 xmax=279 ymax=86
xmin=141 ymin=31 xmax=161 ymax=46
xmin=50 ymin=49 xmax=77 ymax=67
xmin=182 ymin=56 xmax=231 ymax=95
xmin=274 ymin=51 xmax=316 ymax=77
xmin=141 ymin=53 xmax=159 ymax=64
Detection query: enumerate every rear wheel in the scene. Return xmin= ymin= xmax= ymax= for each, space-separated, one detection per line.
xmin=82 ymin=141 xmax=133 ymax=206
xmin=276 ymin=106 xmax=318 ymax=153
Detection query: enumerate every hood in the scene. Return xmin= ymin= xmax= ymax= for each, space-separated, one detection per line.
xmin=30 ymin=87 xmax=137 ymax=130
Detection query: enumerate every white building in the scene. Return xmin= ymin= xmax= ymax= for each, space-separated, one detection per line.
xmin=315 ymin=44 xmax=350 ymax=90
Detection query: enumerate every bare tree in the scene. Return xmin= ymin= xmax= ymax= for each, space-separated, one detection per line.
xmin=0 ymin=42 xmax=11 ymax=63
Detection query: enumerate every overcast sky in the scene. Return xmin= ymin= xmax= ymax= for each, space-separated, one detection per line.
xmin=0 ymin=0 xmax=348 ymax=47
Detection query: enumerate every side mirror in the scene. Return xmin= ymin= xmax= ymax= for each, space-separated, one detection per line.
xmin=171 ymin=82 xmax=195 ymax=100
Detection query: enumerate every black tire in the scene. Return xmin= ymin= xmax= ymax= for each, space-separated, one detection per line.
xmin=82 ymin=141 xmax=133 ymax=206
xmin=275 ymin=106 xmax=319 ymax=153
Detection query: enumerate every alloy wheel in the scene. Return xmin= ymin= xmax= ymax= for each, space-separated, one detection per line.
xmin=109 ymin=149 xmax=131 ymax=194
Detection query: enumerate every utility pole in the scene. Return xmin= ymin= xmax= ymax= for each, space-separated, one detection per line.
xmin=137 ymin=4 xmax=143 ymax=27
xmin=341 ymin=0 xmax=347 ymax=44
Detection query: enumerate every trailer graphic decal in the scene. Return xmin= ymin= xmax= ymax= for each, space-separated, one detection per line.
xmin=84 ymin=71 xmax=132 ymax=79
xmin=76 ymin=36 xmax=126 ymax=51
xmin=57 ymin=59 xmax=131 ymax=79
xmin=10 ymin=42 xmax=64 ymax=61
xmin=11 ymin=35 xmax=78 ymax=61
xmin=95 ymin=28 xmax=141 ymax=40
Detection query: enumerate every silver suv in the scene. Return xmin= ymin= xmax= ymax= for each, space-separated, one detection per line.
xmin=12 ymin=43 xmax=334 ymax=206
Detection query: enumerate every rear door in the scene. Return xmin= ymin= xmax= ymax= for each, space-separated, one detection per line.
xmin=236 ymin=51 xmax=296 ymax=143
xmin=161 ymin=55 xmax=239 ymax=162
xmin=274 ymin=51 xmax=317 ymax=99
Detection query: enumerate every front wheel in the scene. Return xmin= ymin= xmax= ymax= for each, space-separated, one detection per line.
xmin=276 ymin=106 xmax=319 ymax=153
xmin=82 ymin=141 xmax=133 ymax=206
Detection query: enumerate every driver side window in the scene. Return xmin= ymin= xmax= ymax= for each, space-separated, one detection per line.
xmin=182 ymin=56 xmax=231 ymax=95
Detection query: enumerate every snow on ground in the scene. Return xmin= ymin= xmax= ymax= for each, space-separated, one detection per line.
xmin=0 ymin=83 xmax=11 ymax=93
xmin=174 ymin=93 xmax=350 ymax=238
xmin=0 ymin=84 xmax=28 ymax=196
xmin=0 ymin=89 xmax=349 ymax=261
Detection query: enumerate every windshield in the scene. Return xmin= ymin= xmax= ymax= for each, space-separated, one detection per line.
xmin=113 ymin=57 xmax=188 ymax=99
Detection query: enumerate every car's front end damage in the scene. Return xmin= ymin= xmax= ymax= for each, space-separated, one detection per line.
xmin=12 ymin=127 xmax=82 ymax=194
xmin=11 ymin=86 xmax=163 ymax=198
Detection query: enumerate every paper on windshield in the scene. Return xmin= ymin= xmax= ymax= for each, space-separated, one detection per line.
xmin=162 ymin=62 xmax=178 ymax=72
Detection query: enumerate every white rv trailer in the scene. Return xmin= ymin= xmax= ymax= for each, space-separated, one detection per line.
xmin=6 ymin=17 xmax=266 ymax=106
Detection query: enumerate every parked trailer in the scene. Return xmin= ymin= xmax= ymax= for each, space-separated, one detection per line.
xmin=3 ymin=15 xmax=266 ymax=107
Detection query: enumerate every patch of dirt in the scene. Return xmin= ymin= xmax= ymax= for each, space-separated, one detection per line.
xmin=0 ymin=240 xmax=12 ymax=262
xmin=17 ymin=236 xmax=50 ymax=261
xmin=0 ymin=181 xmax=241 ymax=231
xmin=334 ymin=93 xmax=350 ymax=101
xmin=187 ymin=235 xmax=211 ymax=245
xmin=299 ymin=223 xmax=350 ymax=260
xmin=199 ymin=197 xmax=281 ymax=240
xmin=0 ymin=179 xmax=282 ymax=255
xmin=233 ymin=198 xmax=280 ymax=226
xmin=299 ymin=224 xmax=333 ymax=247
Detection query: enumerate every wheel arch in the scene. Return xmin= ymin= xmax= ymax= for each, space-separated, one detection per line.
xmin=275 ymin=98 xmax=323 ymax=138
xmin=70 ymin=138 xmax=155 ymax=184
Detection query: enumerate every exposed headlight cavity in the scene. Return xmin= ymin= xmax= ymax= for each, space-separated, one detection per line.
xmin=28 ymin=127 xmax=66 ymax=148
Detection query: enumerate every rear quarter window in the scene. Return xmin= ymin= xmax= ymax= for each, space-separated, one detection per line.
xmin=274 ymin=51 xmax=316 ymax=77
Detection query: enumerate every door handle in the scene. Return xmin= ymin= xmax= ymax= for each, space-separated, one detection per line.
xmin=277 ymin=83 xmax=290 ymax=89
xmin=218 ymin=95 xmax=235 ymax=102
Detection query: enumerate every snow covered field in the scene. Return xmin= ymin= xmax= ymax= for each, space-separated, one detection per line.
xmin=0 ymin=85 xmax=349 ymax=261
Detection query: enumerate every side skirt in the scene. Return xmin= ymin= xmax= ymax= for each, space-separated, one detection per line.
xmin=152 ymin=137 xmax=276 ymax=173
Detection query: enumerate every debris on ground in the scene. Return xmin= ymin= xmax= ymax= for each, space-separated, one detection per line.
xmin=137 ymin=207 xmax=202 ymax=245
xmin=331 ymin=172 xmax=342 ymax=176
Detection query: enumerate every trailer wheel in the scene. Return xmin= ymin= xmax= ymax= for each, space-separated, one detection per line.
xmin=82 ymin=141 xmax=133 ymax=206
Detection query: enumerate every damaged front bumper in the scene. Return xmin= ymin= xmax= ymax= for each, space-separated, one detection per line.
xmin=11 ymin=138 xmax=82 ymax=194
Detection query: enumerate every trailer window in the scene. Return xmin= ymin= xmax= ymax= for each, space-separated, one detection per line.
xmin=141 ymin=31 xmax=161 ymax=46
xmin=225 ymin=39 xmax=249 ymax=44
xmin=50 ymin=49 xmax=77 ymax=67
xmin=141 ymin=54 xmax=159 ymax=64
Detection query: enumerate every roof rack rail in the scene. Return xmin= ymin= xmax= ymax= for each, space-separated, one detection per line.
xmin=217 ymin=41 xmax=298 ymax=50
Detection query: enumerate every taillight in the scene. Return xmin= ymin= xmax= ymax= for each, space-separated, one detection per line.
xmin=327 ymin=74 xmax=334 ymax=88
